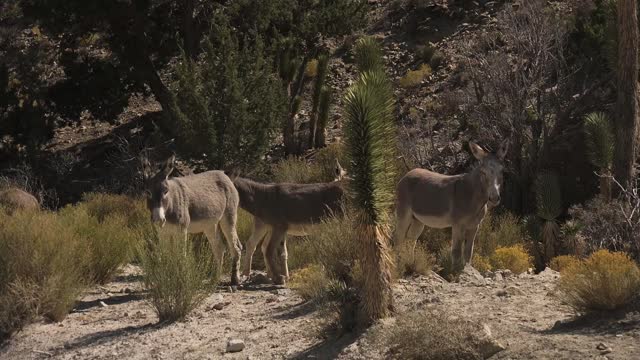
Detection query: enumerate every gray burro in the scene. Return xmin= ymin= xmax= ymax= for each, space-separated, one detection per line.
xmin=394 ymin=140 xmax=509 ymax=271
xmin=142 ymin=154 xmax=243 ymax=285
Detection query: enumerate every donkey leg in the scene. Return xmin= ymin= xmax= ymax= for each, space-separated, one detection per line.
xmin=261 ymin=228 xmax=274 ymax=278
xmin=463 ymin=225 xmax=480 ymax=265
xmin=243 ymin=219 xmax=269 ymax=276
xmin=204 ymin=226 xmax=226 ymax=277
xmin=266 ymin=227 xmax=287 ymax=285
xmin=393 ymin=208 xmax=413 ymax=249
xmin=451 ymin=226 xmax=465 ymax=272
xmin=406 ymin=218 xmax=425 ymax=253
xmin=220 ymin=215 xmax=242 ymax=286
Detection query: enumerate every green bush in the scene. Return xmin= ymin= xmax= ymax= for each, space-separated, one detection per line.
xmin=59 ymin=205 xmax=140 ymax=284
xmin=272 ymin=157 xmax=323 ymax=184
xmin=399 ymin=64 xmax=432 ymax=88
xmin=81 ymin=193 xmax=149 ymax=229
xmin=138 ymin=230 xmax=217 ymax=322
xmin=394 ymin=240 xmax=436 ymax=278
xmin=475 ymin=213 xmax=528 ymax=257
xmin=417 ymin=44 xmax=436 ymax=63
xmin=429 ymin=51 xmax=445 ymax=69
xmin=0 ymin=211 xmax=89 ymax=339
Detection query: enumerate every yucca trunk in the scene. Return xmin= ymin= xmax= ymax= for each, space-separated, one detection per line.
xmin=358 ymin=221 xmax=394 ymax=322
xmin=613 ymin=0 xmax=639 ymax=190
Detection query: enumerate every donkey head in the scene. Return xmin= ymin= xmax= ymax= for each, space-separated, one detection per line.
xmin=333 ymin=159 xmax=348 ymax=181
xmin=469 ymin=140 xmax=509 ymax=207
xmin=141 ymin=154 xmax=175 ymax=226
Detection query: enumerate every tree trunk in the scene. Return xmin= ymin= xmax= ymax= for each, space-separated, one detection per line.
xmin=183 ymin=0 xmax=197 ymax=60
xmin=613 ymin=0 xmax=639 ymax=190
xmin=359 ymin=223 xmax=394 ymax=324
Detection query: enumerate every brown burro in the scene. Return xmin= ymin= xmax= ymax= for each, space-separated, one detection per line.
xmin=394 ymin=140 xmax=509 ymax=271
xmin=233 ymin=160 xmax=347 ymax=285
xmin=142 ymin=155 xmax=243 ymax=285
xmin=0 ymin=187 xmax=40 ymax=214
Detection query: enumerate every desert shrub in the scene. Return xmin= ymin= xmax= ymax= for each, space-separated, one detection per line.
xmin=558 ymin=250 xmax=640 ymax=312
xmin=272 ymin=157 xmax=323 ymax=184
xmin=394 ymin=240 xmax=435 ymax=278
xmin=549 ymin=255 xmax=580 ymax=272
xmin=0 ymin=211 xmax=89 ymax=333
xmin=314 ymin=143 xmax=348 ymax=181
xmin=399 ymin=64 xmax=432 ymax=88
xmin=289 ymin=264 xmax=331 ymax=302
xmin=475 ymin=213 xmax=528 ymax=257
xmin=287 ymin=237 xmax=317 ymax=272
xmin=138 ymin=230 xmax=216 ymax=322
xmin=305 ymin=58 xmax=319 ymax=77
xmin=489 ymin=245 xmax=532 ymax=274
xmin=236 ymin=208 xmax=254 ymax=246
xmin=472 ymin=254 xmax=493 ymax=275
xmin=381 ymin=309 xmax=483 ymax=360
xmin=568 ymin=197 xmax=640 ymax=260
xmin=59 ymin=205 xmax=140 ymax=284
xmin=429 ymin=51 xmax=445 ymax=69
xmin=81 ymin=193 xmax=149 ymax=229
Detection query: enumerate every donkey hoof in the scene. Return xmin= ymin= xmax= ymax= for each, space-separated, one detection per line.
xmin=273 ymin=275 xmax=287 ymax=286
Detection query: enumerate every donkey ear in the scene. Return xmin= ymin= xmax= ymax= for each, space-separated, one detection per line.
xmin=160 ymin=154 xmax=175 ymax=179
xmin=140 ymin=154 xmax=152 ymax=181
xmin=469 ymin=141 xmax=487 ymax=160
xmin=497 ymin=139 xmax=509 ymax=160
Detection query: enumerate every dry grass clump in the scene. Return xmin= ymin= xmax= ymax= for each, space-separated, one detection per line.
xmin=558 ymin=250 xmax=640 ymax=312
xmin=0 ymin=211 xmax=89 ymax=339
xmin=138 ymin=230 xmax=216 ymax=322
xmin=549 ymin=255 xmax=580 ymax=272
xmin=81 ymin=192 xmax=149 ymax=229
xmin=399 ymin=64 xmax=432 ymax=88
xmin=305 ymin=58 xmax=319 ymax=77
xmin=272 ymin=157 xmax=323 ymax=184
xmin=394 ymin=240 xmax=435 ymax=278
xmin=381 ymin=309 xmax=483 ymax=360
xmin=489 ymin=245 xmax=532 ymax=274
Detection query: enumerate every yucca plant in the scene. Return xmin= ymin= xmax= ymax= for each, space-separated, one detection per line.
xmin=584 ymin=112 xmax=615 ymax=200
xmin=309 ymin=53 xmax=331 ymax=148
xmin=315 ymin=85 xmax=332 ymax=148
xmin=344 ymin=43 xmax=397 ymax=324
xmin=535 ymin=172 xmax=563 ymax=263
xmin=354 ymin=36 xmax=385 ymax=73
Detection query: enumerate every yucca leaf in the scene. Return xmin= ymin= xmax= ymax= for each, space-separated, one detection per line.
xmin=584 ymin=112 xmax=614 ymax=170
xmin=535 ymin=172 xmax=562 ymax=221
xmin=354 ymin=37 xmax=385 ymax=73
xmin=343 ymin=70 xmax=397 ymax=225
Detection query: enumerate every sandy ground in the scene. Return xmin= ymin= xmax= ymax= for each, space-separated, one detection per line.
xmin=2 ymin=265 xmax=639 ymax=360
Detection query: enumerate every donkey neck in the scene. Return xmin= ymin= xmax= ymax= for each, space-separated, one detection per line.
xmin=460 ymin=166 xmax=489 ymax=210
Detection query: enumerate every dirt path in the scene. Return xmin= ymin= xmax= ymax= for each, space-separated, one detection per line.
xmin=2 ymin=266 xmax=639 ymax=360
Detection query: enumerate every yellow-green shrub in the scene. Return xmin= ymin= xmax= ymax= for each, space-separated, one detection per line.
xmin=475 ymin=213 xmax=527 ymax=257
xmin=394 ymin=240 xmax=435 ymax=278
xmin=558 ymin=250 xmax=640 ymax=312
xmin=399 ymin=64 xmax=432 ymax=88
xmin=489 ymin=245 xmax=532 ymax=274
xmin=305 ymin=59 xmax=319 ymax=77
xmin=138 ymin=230 xmax=216 ymax=322
xmin=549 ymin=255 xmax=580 ymax=272
xmin=0 ymin=210 xmax=89 ymax=338
xmin=290 ymin=265 xmax=331 ymax=301
xmin=472 ymin=254 xmax=493 ymax=274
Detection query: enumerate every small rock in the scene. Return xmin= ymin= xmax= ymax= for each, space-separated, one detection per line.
xmin=477 ymin=324 xmax=506 ymax=359
xmin=271 ymin=288 xmax=291 ymax=296
xmin=212 ymin=303 xmax=225 ymax=311
xmin=596 ymin=343 xmax=608 ymax=351
xmin=500 ymin=269 xmax=513 ymax=278
xmin=266 ymin=296 xmax=278 ymax=304
xmin=495 ymin=290 xmax=509 ymax=297
xmin=493 ymin=272 xmax=504 ymax=282
xmin=99 ymin=301 xmax=109 ymax=307
xmin=226 ymin=339 xmax=245 ymax=353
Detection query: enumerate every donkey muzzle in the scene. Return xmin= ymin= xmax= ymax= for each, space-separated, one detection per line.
xmin=152 ymin=207 xmax=167 ymax=227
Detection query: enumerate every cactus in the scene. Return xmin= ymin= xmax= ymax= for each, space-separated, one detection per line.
xmin=584 ymin=112 xmax=614 ymax=200
xmin=343 ymin=45 xmax=397 ymax=323
xmin=535 ymin=172 xmax=563 ymax=263
xmin=354 ymin=36 xmax=385 ymax=73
